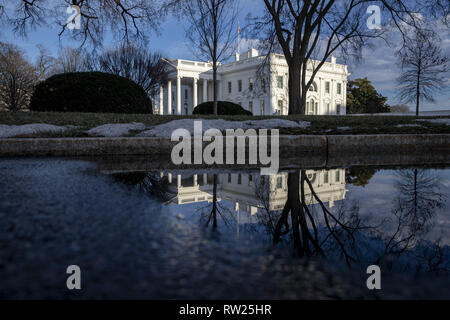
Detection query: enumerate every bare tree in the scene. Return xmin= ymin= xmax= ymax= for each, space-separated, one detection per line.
xmin=249 ymin=1 xmax=446 ymax=115
xmin=396 ymin=29 xmax=448 ymax=116
xmin=171 ymin=0 xmax=238 ymax=115
xmin=0 ymin=42 xmax=51 ymax=111
xmin=0 ymin=0 xmax=166 ymax=46
xmin=87 ymin=43 xmax=167 ymax=99
xmin=51 ymin=46 xmax=87 ymax=74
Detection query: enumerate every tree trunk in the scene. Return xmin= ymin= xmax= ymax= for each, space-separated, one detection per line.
xmin=288 ymin=62 xmax=304 ymax=115
xmin=213 ymin=62 xmax=218 ymax=115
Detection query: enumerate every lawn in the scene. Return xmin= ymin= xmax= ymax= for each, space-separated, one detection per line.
xmin=1 ymin=111 xmax=450 ymax=137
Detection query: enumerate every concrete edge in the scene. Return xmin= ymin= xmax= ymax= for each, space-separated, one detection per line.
xmin=0 ymin=134 xmax=449 ymax=158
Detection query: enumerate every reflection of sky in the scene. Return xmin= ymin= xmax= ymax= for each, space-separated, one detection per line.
xmin=347 ymin=169 xmax=450 ymax=244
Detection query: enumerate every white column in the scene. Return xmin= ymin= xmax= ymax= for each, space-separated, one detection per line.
xmin=203 ymin=173 xmax=207 ymax=185
xmin=159 ymin=86 xmax=164 ymax=115
xmin=168 ymin=173 xmax=172 ymax=183
xmin=193 ymin=174 xmax=198 ymax=186
xmin=167 ymin=80 xmax=172 ymax=115
xmin=203 ymin=79 xmax=208 ymax=102
xmin=193 ymin=78 xmax=198 ymax=109
xmin=217 ymin=80 xmax=222 ymax=100
xmin=177 ymin=76 xmax=182 ymax=115
xmin=177 ymin=174 xmax=181 ymax=188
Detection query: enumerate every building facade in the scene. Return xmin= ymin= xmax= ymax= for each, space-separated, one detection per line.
xmin=157 ymin=48 xmax=349 ymax=115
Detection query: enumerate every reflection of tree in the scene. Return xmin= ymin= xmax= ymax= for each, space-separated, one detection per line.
xmin=199 ymin=174 xmax=235 ymax=229
xmin=373 ymin=169 xmax=446 ymax=270
xmin=346 ymin=167 xmax=377 ymax=187
xmin=112 ymin=171 xmax=173 ymax=201
xmin=269 ymin=170 xmax=365 ymax=265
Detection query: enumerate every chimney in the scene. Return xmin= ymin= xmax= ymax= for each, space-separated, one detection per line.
xmin=331 ymin=56 xmax=336 ymax=64
xmin=235 ymin=53 xmax=240 ymax=61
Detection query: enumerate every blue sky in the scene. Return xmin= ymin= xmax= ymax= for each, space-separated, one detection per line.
xmin=1 ymin=0 xmax=449 ymax=111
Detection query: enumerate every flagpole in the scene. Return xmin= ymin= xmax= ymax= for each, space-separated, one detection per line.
xmin=237 ymin=21 xmax=240 ymax=55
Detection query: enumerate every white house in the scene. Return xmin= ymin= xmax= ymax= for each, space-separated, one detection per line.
xmin=157 ymin=48 xmax=349 ymax=115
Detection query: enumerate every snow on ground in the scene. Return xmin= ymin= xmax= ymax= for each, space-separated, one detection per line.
xmin=87 ymin=122 xmax=147 ymax=137
xmin=416 ymin=118 xmax=450 ymax=126
xmin=396 ymin=124 xmax=423 ymax=128
xmin=0 ymin=124 xmax=71 ymax=138
xmin=337 ymin=126 xmax=352 ymax=130
xmin=350 ymin=110 xmax=450 ymax=116
xmin=137 ymin=119 xmax=310 ymax=137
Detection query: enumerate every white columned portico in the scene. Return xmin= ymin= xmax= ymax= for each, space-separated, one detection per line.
xmin=193 ymin=78 xmax=198 ymax=109
xmin=217 ymin=80 xmax=222 ymax=100
xmin=177 ymin=76 xmax=182 ymax=115
xmin=203 ymin=79 xmax=208 ymax=102
xmin=167 ymin=80 xmax=172 ymax=115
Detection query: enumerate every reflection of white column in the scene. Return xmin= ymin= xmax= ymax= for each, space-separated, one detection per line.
xmin=168 ymin=173 xmax=172 ymax=183
xmin=203 ymin=79 xmax=208 ymax=102
xmin=159 ymin=86 xmax=164 ymax=115
xmin=193 ymin=174 xmax=198 ymax=186
xmin=160 ymin=172 xmax=164 ymax=178
xmin=177 ymin=174 xmax=181 ymax=188
xmin=167 ymin=80 xmax=172 ymax=115
xmin=177 ymin=76 xmax=181 ymax=115
xmin=193 ymin=78 xmax=198 ymax=109
xmin=203 ymin=173 xmax=207 ymax=185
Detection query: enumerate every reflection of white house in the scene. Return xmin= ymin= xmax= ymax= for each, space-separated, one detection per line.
xmin=157 ymin=48 xmax=349 ymax=116
xmin=162 ymin=169 xmax=347 ymax=216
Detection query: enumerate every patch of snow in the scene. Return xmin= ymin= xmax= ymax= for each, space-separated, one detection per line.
xmin=416 ymin=118 xmax=450 ymax=126
xmin=137 ymin=119 xmax=310 ymax=137
xmin=87 ymin=122 xmax=147 ymax=137
xmin=0 ymin=124 xmax=70 ymax=138
xmin=337 ymin=126 xmax=352 ymax=131
xmin=396 ymin=124 xmax=423 ymax=128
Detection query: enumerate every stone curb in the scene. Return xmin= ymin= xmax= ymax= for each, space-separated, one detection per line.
xmin=0 ymin=134 xmax=449 ymax=158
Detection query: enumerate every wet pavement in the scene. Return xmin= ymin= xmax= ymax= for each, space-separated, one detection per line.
xmin=0 ymin=158 xmax=449 ymax=299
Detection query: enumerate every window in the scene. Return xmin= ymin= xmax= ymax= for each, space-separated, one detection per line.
xmin=277 ymin=76 xmax=283 ymax=89
xmin=277 ymin=100 xmax=283 ymax=115
xmin=248 ymin=174 xmax=253 ymax=186
xmin=260 ymin=100 xmax=265 ymax=115
xmin=276 ymin=176 xmax=283 ymax=189
xmin=324 ymin=172 xmax=329 ymax=184
xmin=309 ymin=82 xmax=317 ymax=92
xmin=336 ymin=104 xmax=341 ymax=115
xmin=238 ymin=80 xmax=242 ymax=92
xmin=184 ymin=89 xmax=188 ymax=100
xmin=228 ymin=81 xmax=232 ymax=93
xmin=307 ymin=100 xmax=315 ymax=115
xmin=249 ymin=78 xmax=254 ymax=91
xmin=337 ymin=83 xmax=342 ymax=95
xmin=228 ymin=173 xmax=232 ymax=183
xmin=249 ymin=101 xmax=253 ymax=113
xmin=326 ymin=103 xmax=330 ymax=114
xmin=238 ymin=174 xmax=242 ymax=184
xmin=325 ymin=81 xmax=330 ymax=93
xmin=335 ymin=170 xmax=340 ymax=182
